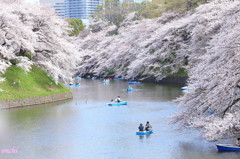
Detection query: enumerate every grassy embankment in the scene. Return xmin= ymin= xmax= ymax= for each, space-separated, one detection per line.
xmin=0 ymin=65 xmax=70 ymax=101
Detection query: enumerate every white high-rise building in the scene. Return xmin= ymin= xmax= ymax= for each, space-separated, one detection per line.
xmin=64 ymin=0 xmax=102 ymax=19
xmin=40 ymin=0 xmax=102 ymax=24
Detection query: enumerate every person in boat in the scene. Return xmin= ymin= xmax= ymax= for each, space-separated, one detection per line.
xmin=110 ymin=99 xmax=114 ymax=104
xmin=69 ymin=77 xmax=74 ymax=84
xmin=138 ymin=123 xmax=144 ymax=132
xmin=145 ymin=121 xmax=152 ymax=131
xmin=236 ymin=138 xmax=240 ymax=147
xmin=115 ymin=96 xmax=121 ymax=103
xmin=128 ymin=85 xmax=133 ymax=89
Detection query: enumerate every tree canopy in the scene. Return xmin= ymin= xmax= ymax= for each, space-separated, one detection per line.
xmin=0 ymin=0 xmax=79 ymax=82
xmin=68 ymin=18 xmax=85 ymax=36
xmin=92 ymin=0 xmax=143 ymax=26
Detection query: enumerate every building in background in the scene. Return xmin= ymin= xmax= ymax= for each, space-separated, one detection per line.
xmin=64 ymin=0 xmax=102 ymax=19
xmin=52 ymin=2 xmax=66 ymax=18
xmin=39 ymin=0 xmax=102 ymax=25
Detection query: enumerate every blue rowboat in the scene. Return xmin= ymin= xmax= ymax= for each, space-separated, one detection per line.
xmin=127 ymin=88 xmax=133 ymax=92
xmin=69 ymin=84 xmax=80 ymax=86
xmin=184 ymin=123 xmax=193 ymax=127
xmin=207 ymin=110 xmax=214 ymax=115
xmin=102 ymin=81 xmax=110 ymax=83
xmin=181 ymin=87 xmax=189 ymax=90
xmin=136 ymin=130 xmax=153 ymax=135
xmin=128 ymin=82 xmax=141 ymax=85
xmin=108 ymin=101 xmax=127 ymax=106
xmin=216 ymin=144 xmax=240 ymax=151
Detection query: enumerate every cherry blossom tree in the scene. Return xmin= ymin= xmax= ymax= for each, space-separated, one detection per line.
xmin=76 ymin=0 xmax=240 ymax=140
xmin=0 ymin=0 xmax=79 ymax=83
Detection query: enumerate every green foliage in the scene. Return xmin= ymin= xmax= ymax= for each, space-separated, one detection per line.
xmin=0 ymin=65 xmax=70 ymax=100
xmin=1 ymin=57 xmax=8 ymax=60
xmin=104 ymin=69 xmax=116 ymax=74
xmin=137 ymin=71 xmax=144 ymax=76
xmin=93 ymin=0 xmax=207 ymax=25
xmin=25 ymin=52 xmax=33 ymax=60
xmin=9 ymin=59 xmax=19 ymax=65
xmin=16 ymin=52 xmax=33 ymax=60
xmin=163 ymin=66 xmax=172 ymax=75
xmin=92 ymin=0 xmax=144 ymax=26
xmin=168 ymin=67 xmax=188 ymax=77
xmin=68 ymin=18 xmax=85 ymax=36
xmin=139 ymin=0 xmax=207 ymax=18
xmin=160 ymin=52 xmax=177 ymax=65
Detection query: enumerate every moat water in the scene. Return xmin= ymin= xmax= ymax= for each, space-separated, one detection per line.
xmin=0 ymin=79 xmax=239 ymax=159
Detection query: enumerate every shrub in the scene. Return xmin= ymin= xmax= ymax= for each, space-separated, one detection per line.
xmin=24 ymin=52 xmax=33 ymax=60
xmin=68 ymin=19 xmax=85 ymax=36
xmin=9 ymin=59 xmax=19 ymax=65
xmin=16 ymin=52 xmax=33 ymax=60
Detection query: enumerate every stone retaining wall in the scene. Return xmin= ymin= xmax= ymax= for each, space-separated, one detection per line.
xmin=0 ymin=92 xmax=73 ymax=109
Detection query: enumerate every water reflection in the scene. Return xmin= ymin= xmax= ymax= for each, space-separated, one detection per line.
xmin=138 ymin=134 xmax=152 ymax=140
xmin=146 ymin=134 xmax=151 ymax=139
xmin=139 ymin=135 xmax=144 ymax=140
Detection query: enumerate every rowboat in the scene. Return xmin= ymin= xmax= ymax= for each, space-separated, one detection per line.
xmin=181 ymin=86 xmax=189 ymax=90
xmin=102 ymin=81 xmax=110 ymax=83
xmin=69 ymin=84 xmax=80 ymax=86
xmin=127 ymin=88 xmax=133 ymax=92
xmin=128 ymin=82 xmax=141 ymax=85
xmin=136 ymin=130 xmax=153 ymax=135
xmin=113 ymin=78 xmax=124 ymax=80
xmin=184 ymin=123 xmax=193 ymax=127
xmin=108 ymin=101 xmax=127 ymax=106
xmin=216 ymin=144 xmax=240 ymax=151
xmin=207 ymin=110 xmax=214 ymax=115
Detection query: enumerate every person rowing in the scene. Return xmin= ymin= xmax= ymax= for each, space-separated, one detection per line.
xmin=110 ymin=99 xmax=114 ymax=104
xmin=138 ymin=123 xmax=144 ymax=132
xmin=236 ymin=138 xmax=240 ymax=147
xmin=145 ymin=121 xmax=152 ymax=131
xmin=115 ymin=96 xmax=121 ymax=103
